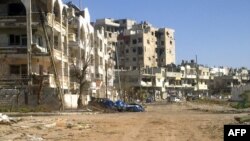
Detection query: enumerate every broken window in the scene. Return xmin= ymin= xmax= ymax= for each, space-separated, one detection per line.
xmin=170 ymin=40 xmax=173 ymax=45
xmin=147 ymin=40 xmax=150 ymax=44
xmin=166 ymin=32 xmax=169 ymax=36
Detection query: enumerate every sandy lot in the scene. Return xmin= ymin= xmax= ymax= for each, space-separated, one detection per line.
xmin=0 ymin=102 xmax=241 ymax=141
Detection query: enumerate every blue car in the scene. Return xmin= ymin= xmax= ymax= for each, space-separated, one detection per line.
xmin=126 ymin=104 xmax=145 ymax=112
xmin=114 ymin=100 xmax=127 ymax=112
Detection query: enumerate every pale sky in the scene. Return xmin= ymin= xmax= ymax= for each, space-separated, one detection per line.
xmin=65 ymin=0 xmax=250 ymax=68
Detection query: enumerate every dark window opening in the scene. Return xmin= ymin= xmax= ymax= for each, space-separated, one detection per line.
xmin=138 ymin=47 xmax=143 ymax=55
xmin=126 ymin=49 xmax=129 ymax=53
xmin=10 ymin=65 xmax=20 ymax=75
xmin=8 ymin=3 xmax=26 ymax=16
xmin=9 ymin=34 xmax=27 ymax=46
xmin=132 ymin=39 xmax=137 ymax=44
xmin=138 ymin=37 xmax=142 ymax=43
xmin=161 ymin=41 xmax=165 ymax=46
xmin=133 ymin=48 xmax=137 ymax=53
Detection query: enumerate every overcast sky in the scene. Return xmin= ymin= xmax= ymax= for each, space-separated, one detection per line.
xmin=65 ymin=0 xmax=250 ymax=68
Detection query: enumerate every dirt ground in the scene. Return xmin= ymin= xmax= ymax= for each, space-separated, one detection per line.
xmin=0 ymin=102 xmax=244 ymax=141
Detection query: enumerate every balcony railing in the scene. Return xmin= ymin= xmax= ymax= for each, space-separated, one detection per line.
xmin=0 ymin=46 xmax=27 ymax=54
xmin=0 ymin=16 xmax=26 ymax=27
xmin=0 ymin=75 xmax=29 ymax=87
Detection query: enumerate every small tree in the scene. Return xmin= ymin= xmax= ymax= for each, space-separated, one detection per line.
xmin=70 ymin=45 xmax=94 ymax=108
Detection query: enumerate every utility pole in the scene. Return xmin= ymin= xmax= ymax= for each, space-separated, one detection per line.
xmin=196 ymin=55 xmax=199 ymax=92
xmin=105 ymin=63 xmax=108 ymax=98
xmin=115 ymin=45 xmax=122 ymax=99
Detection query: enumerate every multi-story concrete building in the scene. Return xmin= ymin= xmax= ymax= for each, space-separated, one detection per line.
xmin=156 ymin=28 xmax=176 ymax=66
xmin=0 ymin=0 xmax=116 ymax=108
xmin=93 ymin=28 xmax=117 ymax=100
xmin=67 ymin=2 xmax=96 ymax=105
xmin=93 ymin=18 xmax=119 ymax=100
xmin=0 ymin=0 xmax=71 ymax=107
xmin=117 ymin=21 xmax=158 ymax=70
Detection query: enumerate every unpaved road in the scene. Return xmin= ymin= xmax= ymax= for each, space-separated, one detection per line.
xmin=0 ymin=103 xmax=241 ymax=141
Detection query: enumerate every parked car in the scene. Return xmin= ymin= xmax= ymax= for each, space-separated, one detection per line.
xmin=126 ymin=103 xmax=145 ymax=112
xmin=114 ymin=100 xmax=127 ymax=112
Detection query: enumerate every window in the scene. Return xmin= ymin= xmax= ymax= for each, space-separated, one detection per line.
xmin=133 ymin=57 xmax=136 ymax=61
xmin=138 ymin=47 xmax=143 ymax=55
xmin=166 ymin=32 xmax=169 ymax=36
xmin=8 ymin=3 xmax=26 ymax=16
xmin=138 ymin=37 xmax=142 ymax=43
xmin=126 ymin=58 xmax=129 ymax=61
xmin=126 ymin=49 xmax=129 ymax=53
xmin=161 ymin=41 xmax=165 ymax=46
xmin=54 ymin=36 xmax=59 ymax=48
xmin=133 ymin=48 xmax=137 ymax=53
xmin=10 ymin=65 xmax=20 ymax=75
xmin=133 ymin=66 xmax=137 ymax=70
xmin=155 ymin=48 xmax=158 ymax=53
xmin=132 ymin=39 xmax=137 ymax=44
xmin=125 ymin=41 xmax=129 ymax=45
xmin=170 ymin=40 xmax=172 ymax=45
xmin=21 ymin=35 xmax=27 ymax=46
xmin=9 ymin=34 xmax=27 ymax=46
xmin=147 ymin=40 xmax=150 ymax=44
xmin=9 ymin=35 xmax=20 ymax=45
xmin=151 ymin=32 xmax=154 ymax=36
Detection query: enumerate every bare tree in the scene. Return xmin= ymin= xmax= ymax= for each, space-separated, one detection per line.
xmin=70 ymin=43 xmax=94 ymax=109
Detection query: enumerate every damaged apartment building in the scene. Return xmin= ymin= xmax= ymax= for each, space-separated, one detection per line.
xmin=0 ymin=0 xmax=116 ymax=108
xmin=93 ymin=19 xmax=176 ymax=99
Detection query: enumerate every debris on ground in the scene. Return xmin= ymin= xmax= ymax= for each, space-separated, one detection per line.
xmin=0 ymin=113 xmax=22 ymax=125
xmin=234 ymin=115 xmax=250 ymax=124
xmin=25 ymin=134 xmax=44 ymax=141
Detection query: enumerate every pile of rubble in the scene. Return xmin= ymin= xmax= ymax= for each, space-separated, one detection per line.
xmin=0 ymin=113 xmax=21 ymax=125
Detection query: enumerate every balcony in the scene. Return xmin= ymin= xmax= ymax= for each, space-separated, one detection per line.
xmin=140 ymin=81 xmax=152 ymax=87
xmin=46 ymin=74 xmax=69 ymax=89
xmin=166 ymin=72 xmax=182 ymax=78
xmin=33 ymin=13 xmax=66 ymax=32
xmin=199 ymin=75 xmax=210 ymax=80
xmin=0 ymin=75 xmax=29 ymax=88
xmin=0 ymin=46 xmax=27 ymax=54
xmin=195 ymin=84 xmax=208 ymax=91
xmin=0 ymin=16 xmax=26 ymax=27
xmin=31 ymin=44 xmax=48 ymax=56
xmin=184 ymin=74 xmax=196 ymax=79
